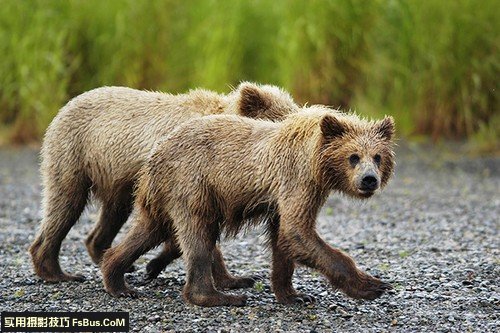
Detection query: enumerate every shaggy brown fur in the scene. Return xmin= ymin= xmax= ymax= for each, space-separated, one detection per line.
xmin=101 ymin=108 xmax=396 ymax=306
xmin=29 ymin=83 xmax=299 ymax=284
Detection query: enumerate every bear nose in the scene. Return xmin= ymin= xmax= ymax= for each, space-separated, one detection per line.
xmin=361 ymin=175 xmax=378 ymax=191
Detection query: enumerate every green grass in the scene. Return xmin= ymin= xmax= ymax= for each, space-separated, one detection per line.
xmin=0 ymin=0 xmax=498 ymax=148
xmin=357 ymin=0 xmax=499 ymax=143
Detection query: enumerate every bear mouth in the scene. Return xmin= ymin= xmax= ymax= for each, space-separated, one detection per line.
xmin=358 ymin=189 xmax=375 ymax=198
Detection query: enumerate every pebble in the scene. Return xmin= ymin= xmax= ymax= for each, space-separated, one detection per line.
xmin=1 ymin=146 xmax=499 ymax=332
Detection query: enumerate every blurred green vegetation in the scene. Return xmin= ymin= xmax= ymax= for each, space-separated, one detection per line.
xmin=0 ymin=0 xmax=498 ymax=151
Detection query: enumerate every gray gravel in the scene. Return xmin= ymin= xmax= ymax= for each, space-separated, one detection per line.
xmin=0 ymin=144 xmax=499 ymax=332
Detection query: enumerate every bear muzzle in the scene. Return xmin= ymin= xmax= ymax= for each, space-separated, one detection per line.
xmin=357 ymin=172 xmax=380 ymax=196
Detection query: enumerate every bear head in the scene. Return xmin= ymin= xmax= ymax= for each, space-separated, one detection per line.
xmin=318 ymin=113 xmax=395 ymax=199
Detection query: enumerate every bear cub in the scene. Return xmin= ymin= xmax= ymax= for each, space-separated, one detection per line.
xmin=29 ymin=83 xmax=298 ymax=286
xmin=101 ymin=107 xmax=396 ymax=307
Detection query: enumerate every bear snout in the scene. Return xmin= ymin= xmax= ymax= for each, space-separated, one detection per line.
xmin=360 ymin=175 xmax=379 ymax=192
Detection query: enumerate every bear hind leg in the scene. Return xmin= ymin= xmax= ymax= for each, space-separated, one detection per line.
xmin=146 ymin=240 xmax=257 ymax=290
xmin=101 ymin=218 xmax=165 ymax=298
xmin=29 ymin=177 xmax=90 ymax=282
xmin=145 ymin=237 xmax=181 ymax=280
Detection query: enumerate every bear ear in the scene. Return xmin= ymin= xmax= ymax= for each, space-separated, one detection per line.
xmin=320 ymin=115 xmax=346 ymax=140
xmin=237 ymin=82 xmax=272 ymax=118
xmin=376 ymin=116 xmax=395 ymax=141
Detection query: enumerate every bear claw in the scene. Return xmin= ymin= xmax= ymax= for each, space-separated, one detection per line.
xmin=107 ymin=287 xmax=138 ymax=298
xmin=277 ymin=293 xmax=316 ymax=305
xmin=353 ymin=278 xmax=392 ymax=300
xmin=216 ymin=275 xmax=260 ymax=290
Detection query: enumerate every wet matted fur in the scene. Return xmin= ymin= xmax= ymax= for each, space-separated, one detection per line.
xmin=101 ymin=107 xmax=395 ymax=306
xmin=29 ymin=83 xmax=299 ymax=285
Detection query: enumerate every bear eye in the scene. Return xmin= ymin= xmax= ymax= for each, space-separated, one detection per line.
xmin=349 ymin=154 xmax=360 ymax=166
xmin=374 ymin=154 xmax=381 ymax=165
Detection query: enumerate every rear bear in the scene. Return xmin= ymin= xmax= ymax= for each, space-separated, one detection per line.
xmin=30 ymin=83 xmax=299 ymax=285
xmin=101 ymin=108 xmax=396 ymax=306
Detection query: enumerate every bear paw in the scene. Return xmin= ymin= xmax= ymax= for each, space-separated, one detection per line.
xmin=215 ymin=275 xmax=260 ymax=290
xmin=345 ymin=275 xmax=392 ymax=300
xmin=184 ymin=290 xmax=247 ymax=307
xmin=276 ymin=293 xmax=316 ymax=305
xmin=106 ymin=285 xmax=138 ymax=298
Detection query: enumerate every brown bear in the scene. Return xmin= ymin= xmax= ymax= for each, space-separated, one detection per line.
xmin=29 ymin=83 xmax=299 ymax=286
xmin=101 ymin=107 xmax=396 ymax=306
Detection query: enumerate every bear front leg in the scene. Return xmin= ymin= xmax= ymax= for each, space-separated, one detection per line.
xmin=86 ymin=190 xmax=134 ymax=266
xmin=277 ymin=200 xmax=391 ymax=301
xmin=271 ymin=242 xmax=316 ymax=304
xmin=278 ymin=228 xmax=391 ymax=300
xmin=212 ymin=246 xmax=259 ymax=290
xmin=268 ymin=219 xmax=315 ymax=304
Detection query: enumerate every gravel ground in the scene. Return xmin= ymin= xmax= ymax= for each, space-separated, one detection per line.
xmin=0 ymin=144 xmax=498 ymax=332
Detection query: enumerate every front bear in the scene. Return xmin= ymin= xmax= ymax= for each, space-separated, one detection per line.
xmin=102 ymin=107 xmax=396 ymax=306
